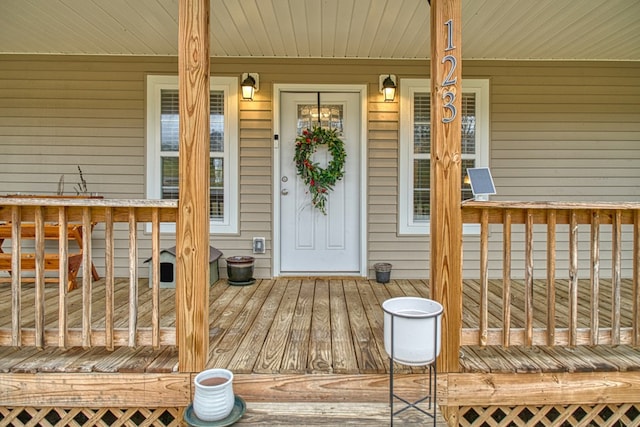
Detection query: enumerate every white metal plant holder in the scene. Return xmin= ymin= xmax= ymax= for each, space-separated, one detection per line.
xmin=382 ymin=297 xmax=443 ymax=426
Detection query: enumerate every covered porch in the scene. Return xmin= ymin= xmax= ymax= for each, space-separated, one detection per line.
xmin=1 ymin=0 xmax=639 ymax=425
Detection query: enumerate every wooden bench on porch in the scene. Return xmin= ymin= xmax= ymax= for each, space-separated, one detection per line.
xmin=0 ymin=221 xmax=99 ymax=291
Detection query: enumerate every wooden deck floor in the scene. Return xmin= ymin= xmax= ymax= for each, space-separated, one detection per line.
xmin=0 ymin=277 xmax=638 ymax=376
xmin=1 ymin=277 xmax=640 ymax=427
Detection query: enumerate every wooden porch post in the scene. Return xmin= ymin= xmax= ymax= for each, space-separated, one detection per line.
xmin=177 ymin=0 xmax=210 ymax=372
xmin=430 ymin=0 xmax=462 ymax=376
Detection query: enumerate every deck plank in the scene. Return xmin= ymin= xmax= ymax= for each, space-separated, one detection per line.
xmin=308 ymin=278 xmax=332 ymax=373
xmin=329 ymin=279 xmax=359 ymax=374
xmin=0 ymin=346 xmax=39 ymax=372
xmin=208 ymin=279 xmax=275 ymax=369
xmin=235 ymin=402 xmax=447 ymax=426
xmin=10 ymin=347 xmax=64 ymax=373
xmin=463 ymin=346 xmax=518 ymax=373
xmin=343 ymin=279 xmax=384 ymax=373
xmin=356 ymin=279 xmax=389 ymax=373
xmin=539 ymin=346 xmax=605 ymax=373
xmin=117 ymin=346 xmax=168 ymax=373
xmin=253 ymin=279 xmax=300 ymax=373
xmin=228 ymin=279 xmax=287 ymax=373
xmin=281 ymin=279 xmax=314 ymax=374
xmin=92 ymin=346 xmax=149 ymax=373
xmin=145 ymin=345 xmax=179 ymax=373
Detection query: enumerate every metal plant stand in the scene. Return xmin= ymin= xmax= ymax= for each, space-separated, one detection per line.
xmin=383 ymin=297 xmax=442 ymax=427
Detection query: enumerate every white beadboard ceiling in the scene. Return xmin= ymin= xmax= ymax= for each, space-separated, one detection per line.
xmin=0 ymin=0 xmax=638 ymax=60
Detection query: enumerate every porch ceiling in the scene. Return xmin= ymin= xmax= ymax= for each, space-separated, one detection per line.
xmin=0 ymin=0 xmax=639 ymax=61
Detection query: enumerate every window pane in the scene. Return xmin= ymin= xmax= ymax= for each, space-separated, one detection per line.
xmin=462 ymin=159 xmax=475 ymax=201
xmin=461 ymin=93 xmax=476 ymax=155
xmin=161 ymin=156 xmax=225 ymax=222
xmin=210 ymin=157 xmax=224 ymax=221
xmin=297 ymin=104 xmax=343 ymax=133
xmin=210 ymin=91 xmax=224 ymax=152
xmin=160 ymin=89 xmax=179 ymax=152
xmin=414 ymin=93 xmax=430 ymax=154
xmin=413 ymin=158 xmax=430 ymax=222
xmin=161 ymin=157 xmax=179 ymax=200
xmin=161 ymin=89 xmax=225 ymax=153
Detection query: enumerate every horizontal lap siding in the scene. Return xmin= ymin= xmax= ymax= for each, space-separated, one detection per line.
xmin=0 ymin=56 xmax=181 ymax=278
xmin=464 ymin=61 xmax=640 ymax=279
xmin=0 ymin=57 xmax=638 ymax=279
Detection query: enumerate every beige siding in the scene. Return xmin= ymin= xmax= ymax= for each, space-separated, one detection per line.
xmin=0 ymin=56 xmax=638 ymax=280
xmin=463 ymin=61 xmax=640 ymax=279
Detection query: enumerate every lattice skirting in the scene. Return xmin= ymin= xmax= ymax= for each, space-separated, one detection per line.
xmin=457 ymin=404 xmax=640 ymax=427
xmin=0 ymin=407 xmax=184 ymax=427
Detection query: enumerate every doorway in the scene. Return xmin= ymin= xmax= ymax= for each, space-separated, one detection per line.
xmin=274 ymin=85 xmax=367 ymax=276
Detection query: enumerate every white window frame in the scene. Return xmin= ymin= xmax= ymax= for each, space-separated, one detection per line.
xmin=146 ymin=75 xmax=239 ymax=234
xmin=399 ymin=78 xmax=489 ymax=235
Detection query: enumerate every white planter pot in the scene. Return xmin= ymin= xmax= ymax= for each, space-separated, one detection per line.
xmin=193 ymin=368 xmax=235 ymax=421
xmin=382 ymin=297 xmax=443 ymax=366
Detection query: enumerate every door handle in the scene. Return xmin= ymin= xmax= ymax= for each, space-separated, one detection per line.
xmin=281 ymin=189 xmax=289 ymax=196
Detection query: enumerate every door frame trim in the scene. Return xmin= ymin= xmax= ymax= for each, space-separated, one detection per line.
xmin=273 ymin=84 xmax=368 ymax=277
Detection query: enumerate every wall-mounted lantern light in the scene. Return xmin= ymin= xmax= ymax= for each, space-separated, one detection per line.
xmin=379 ymin=74 xmax=397 ymax=102
xmin=241 ymin=73 xmax=259 ymax=101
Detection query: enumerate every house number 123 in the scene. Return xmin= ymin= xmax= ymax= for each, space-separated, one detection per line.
xmin=442 ymin=19 xmax=457 ymax=124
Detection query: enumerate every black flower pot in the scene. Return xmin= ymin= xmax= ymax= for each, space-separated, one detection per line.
xmin=374 ymin=262 xmax=392 ymax=284
xmin=226 ymin=256 xmax=255 ymax=285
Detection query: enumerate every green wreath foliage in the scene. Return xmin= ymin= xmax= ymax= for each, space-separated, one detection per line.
xmin=293 ymin=127 xmax=347 ymax=214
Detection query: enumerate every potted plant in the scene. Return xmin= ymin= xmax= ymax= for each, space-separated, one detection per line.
xmin=226 ymin=256 xmax=255 ymax=285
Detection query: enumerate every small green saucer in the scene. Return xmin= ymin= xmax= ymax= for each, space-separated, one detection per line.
xmin=184 ymin=395 xmax=246 ymax=426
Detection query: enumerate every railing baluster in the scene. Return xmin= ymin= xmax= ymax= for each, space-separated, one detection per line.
xmin=525 ymin=209 xmax=534 ymax=346
xmin=152 ymin=208 xmax=160 ymax=349
xmin=546 ymin=210 xmax=556 ymax=346
xmin=569 ymin=210 xmax=578 ymax=347
xmin=105 ymin=207 xmax=115 ymax=351
xmin=612 ymin=210 xmax=622 ymax=345
xmin=480 ymin=209 xmax=489 ymax=346
xmin=503 ymin=210 xmax=512 ymax=347
xmin=81 ymin=207 xmax=92 ymax=348
xmin=11 ymin=206 xmax=21 ymax=347
xmin=128 ymin=207 xmax=138 ymax=347
xmin=590 ymin=210 xmax=600 ymax=345
xmin=34 ymin=206 xmax=45 ymax=348
xmin=634 ymin=209 xmax=640 ymax=347
xmin=58 ymin=207 xmax=68 ymax=348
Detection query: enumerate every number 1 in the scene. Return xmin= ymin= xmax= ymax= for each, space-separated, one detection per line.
xmin=445 ymin=19 xmax=455 ymax=51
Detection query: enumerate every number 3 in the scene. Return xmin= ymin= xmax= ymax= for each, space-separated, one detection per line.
xmin=442 ymin=91 xmax=456 ymax=124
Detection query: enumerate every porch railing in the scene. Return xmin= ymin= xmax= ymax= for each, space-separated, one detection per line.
xmin=461 ymin=201 xmax=640 ymax=348
xmin=0 ymin=197 xmax=178 ymax=349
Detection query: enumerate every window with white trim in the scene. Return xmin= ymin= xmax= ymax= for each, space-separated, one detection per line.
xmin=146 ymin=75 xmax=238 ymax=233
xmin=399 ymin=79 xmax=489 ymax=235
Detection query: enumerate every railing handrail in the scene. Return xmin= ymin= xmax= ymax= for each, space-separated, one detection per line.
xmin=463 ymin=200 xmax=640 ymax=210
xmin=0 ymin=197 xmax=177 ymax=208
xmin=463 ymin=200 xmax=640 ymax=225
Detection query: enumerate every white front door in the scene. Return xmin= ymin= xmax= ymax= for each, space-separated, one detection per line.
xmin=279 ymin=91 xmax=361 ymax=274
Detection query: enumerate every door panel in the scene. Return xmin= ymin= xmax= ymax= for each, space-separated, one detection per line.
xmin=280 ymin=92 xmax=360 ymax=274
